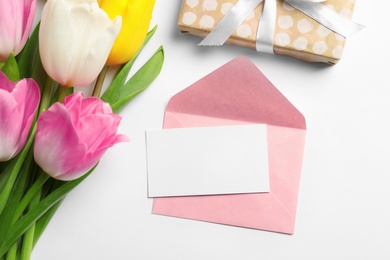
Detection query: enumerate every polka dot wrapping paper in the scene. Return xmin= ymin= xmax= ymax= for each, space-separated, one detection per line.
xmin=178 ymin=0 xmax=356 ymax=64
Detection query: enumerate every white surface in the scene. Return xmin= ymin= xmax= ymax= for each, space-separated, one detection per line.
xmin=32 ymin=1 xmax=390 ymax=259
xmin=146 ymin=125 xmax=269 ymax=197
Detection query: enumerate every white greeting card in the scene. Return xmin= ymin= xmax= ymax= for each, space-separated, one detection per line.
xmin=145 ymin=124 xmax=269 ymax=197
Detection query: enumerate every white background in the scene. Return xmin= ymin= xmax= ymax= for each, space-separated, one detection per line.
xmin=32 ymin=1 xmax=390 ymax=259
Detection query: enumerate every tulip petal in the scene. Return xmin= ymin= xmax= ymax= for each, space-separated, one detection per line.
xmin=99 ymin=0 xmax=156 ymax=65
xmin=18 ymin=0 xmax=37 ymax=55
xmin=0 ymin=0 xmax=36 ymax=60
xmin=65 ymin=5 xmax=121 ymax=86
xmin=79 ymin=96 xmax=112 ymax=116
xmin=34 ymin=103 xmax=87 ymax=180
xmin=62 ymin=91 xmax=83 ymax=127
xmin=77 ymin=114 xmax=121 ymax=152
xmin=34 ymin=91 xmax=128 ymax=180
xmin=65 ymin=114 xmax=117 ymax=177
xmin=0 ymin=89 xmax=21 ymax=161
xmin=0 ymin=73 xmax=40 ymax=161
xmin=0 ymin=71 xmax=15 ymax=92
xmin=39 ymin=0 xmax=121 ymax=86
xmin=0 ymin=1 xmax=17 ymax=60
xmin=12 ymin=78 xmax=40 ymax=145
xmin=39 ymin=0 xmax=76 ymax=86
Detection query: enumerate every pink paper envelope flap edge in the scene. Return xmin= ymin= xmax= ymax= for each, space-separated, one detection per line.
xmin=164 ymin=56 xmax=306 ymax=130
xmin=152 ymin=57 xmax=306 ymax=234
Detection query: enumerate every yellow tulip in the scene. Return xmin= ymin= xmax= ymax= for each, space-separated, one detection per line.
xmin=98 ymin=0 xmax=156 ymax=66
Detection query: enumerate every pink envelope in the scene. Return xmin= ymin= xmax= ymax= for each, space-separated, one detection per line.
xmin=152 ymin=57 xmax=306 ymax=234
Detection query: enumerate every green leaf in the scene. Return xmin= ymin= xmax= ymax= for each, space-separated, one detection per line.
xmin=0 ymin=155 xmax=22 ymax=216
xmin=0 ymin=53 xmax=20 ymax=81
xmin=0 ymin=124 xmax=36 ymax=216
xmin=17 ymin=22 xmax=40 ymax=79
xmin=33 ymin=198 xmax=64 ymax=248
xmin=110 ymin=46 xmax=164 ymax=114
xmin=33 ymin=180 xmax=65 ymax=247
xmin=0 ymin=167 xmax=95 ymax=257
xmin=0 ymin=161 xmax=15 ymax=195
xmin=17 ymin=22 xmax=48 ymax=91
xmin=0 ymin=152 xmax=34 ymax=255
xmin=101 ymin=25 xmax=158 ymax=105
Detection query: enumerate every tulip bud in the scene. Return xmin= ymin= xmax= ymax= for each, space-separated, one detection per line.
xmin=0 ymin=72 xmax=40 ymax=161
xmin=0 ymin=0 xmax=36 ymax=61
xmin=39 ymin=0 xmax=122 ymax=87
xmin=98 ymin=0 xmax=156 ymax=66
xmin=34 ymin=92 xmax=129 ymax=181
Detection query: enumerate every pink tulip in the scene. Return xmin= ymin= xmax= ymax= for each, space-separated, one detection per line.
xmin=0 ymin=71 xmax=40 ymax=161
xmin=0 ymin=0 xmax=36 ymax=61
xmin=34 ymin=92 xmax=129 ymax=181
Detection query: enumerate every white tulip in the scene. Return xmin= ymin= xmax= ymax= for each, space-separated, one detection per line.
xmin=39 ymin=0 xmax=122 ymax=87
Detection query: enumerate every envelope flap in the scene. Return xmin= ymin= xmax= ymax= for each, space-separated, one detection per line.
xmin=166 ymin=57 xmax=306 ymax=130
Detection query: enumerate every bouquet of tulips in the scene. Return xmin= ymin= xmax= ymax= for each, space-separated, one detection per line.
xmin=0 ymin=0 xmax=164 ymax=259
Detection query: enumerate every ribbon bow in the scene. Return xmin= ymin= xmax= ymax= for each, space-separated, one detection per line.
xmin=199 ymin=0 xmax=364 ymax=54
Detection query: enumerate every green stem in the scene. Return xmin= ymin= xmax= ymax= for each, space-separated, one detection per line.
xmin=20 ymin=193 xmax=40 ymax=260
xmin=3 ymin=173 xmax=48 ymax=260
xmin=92 ymin=66 xmax=109 ymax=97
xmin=0 ymin=124 xmax=36 ymax=216
xmin=4 ymin=243 xmax=16 ymax=260
xmin=4 ymin=173 xmax=46 ymax=260
xmin=20 ymin=221 xmax=35 ymax=260
xmin=57 ymin=85 xmax=69 ymax=103
xmin=0 ymin=150 xmax=34 ymax=259
xmin=38 ymin=77 xmax=54 ymax=115
xmin=30 ymin=48 xmax=46 ymax=89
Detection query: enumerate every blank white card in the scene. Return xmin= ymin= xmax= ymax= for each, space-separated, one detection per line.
xmin=145 ymin=124 xmax=269 ymax=197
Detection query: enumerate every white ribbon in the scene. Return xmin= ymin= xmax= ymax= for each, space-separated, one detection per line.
xmin=256 ymin=0 xmax=277 ymax=53
xmin=199 ymin=0 xmax=364 ymax=54
xmin=199 ymin=0 xmax=264 ymax=46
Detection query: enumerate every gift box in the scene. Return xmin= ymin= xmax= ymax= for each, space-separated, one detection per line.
xmin=178 ymin=0 xmax=358 ymax=64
